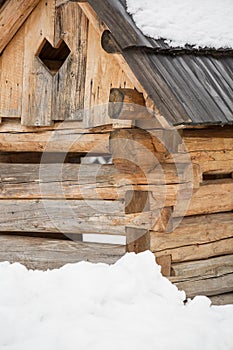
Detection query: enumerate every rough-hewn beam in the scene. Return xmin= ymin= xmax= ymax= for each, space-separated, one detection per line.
xmin=0 ymin=235 xmax=125 ymax=269
xmin=0 ymin=0 xmax=40 ymax=54
xmin=109 ymin=88 xmax=152 ymax=120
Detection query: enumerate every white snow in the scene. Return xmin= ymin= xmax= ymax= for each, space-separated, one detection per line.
xmin=0 ymin=251 xmax=233 ymax=350
xmin=126 ymin=0 xmax=233 ymax=49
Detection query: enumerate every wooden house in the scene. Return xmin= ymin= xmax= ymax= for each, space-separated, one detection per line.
xmin=0 ymin=0 xmax=232 ymax=304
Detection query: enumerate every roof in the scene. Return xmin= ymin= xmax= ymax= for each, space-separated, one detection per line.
xmin=88 ymin=0 xmax=233 ymax=126
xmin=1 ymin=0 xmax=233 ymax=126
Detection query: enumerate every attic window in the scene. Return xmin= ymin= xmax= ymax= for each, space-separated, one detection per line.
xmin=36 ymin=39 xmax=71 ymax=75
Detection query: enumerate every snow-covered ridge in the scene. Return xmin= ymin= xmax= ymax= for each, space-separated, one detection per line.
xmin=0 ymin=251 xmax=233 ymax=349
xmin=126 ymin=0 xmax=233 ymax=49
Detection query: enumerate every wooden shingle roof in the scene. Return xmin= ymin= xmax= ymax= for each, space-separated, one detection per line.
xmin=89 ymin=0 xmax=233 ymax=126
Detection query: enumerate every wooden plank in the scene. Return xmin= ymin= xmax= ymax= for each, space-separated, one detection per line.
xmin=170 ymin=255 xmax=233 ymax=281
xmin=151 ymin=212 xmax=233 ymax=253
xmin=0 ymin=162 xmax=194 ymax=200
xmin=0 ymin=23 xmax=25 ymax=119
xmin=181 ymin=133 xmax=233 ymax=152
xmin=0 ymin=0 xmax=40 ymax=54
xmin=210 ymin=293 xmax=233 ymax=305
xmin=0 ymin=235 xmax=125 ymax=269
xmin=190 ymin=150 xmax=233 ymax=175
xmin=0 ymin=199 xmax=126 ymax=235
xmin=0 ymin=163 xmax=122 ymax=199
xmin=83 ymin=20 xmax=134 ymax=128
xmin=21 ymin=0 xmax=55 ymax=126
xmin=172 ymin=273 xmax=233 ymax=298
xmin=154 ymin=238 xmax=233 ymax=263
xmin=184 ymin=180 xmax=233 ymax=216
xmin=0 ymin=129 xmax=110 ymax=153
xmin=52 ymin=3 xmax=88 ymax=120
xmin=0 ymin=119 xmax=113 ymax=133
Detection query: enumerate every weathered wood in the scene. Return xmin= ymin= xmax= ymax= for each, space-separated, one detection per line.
xmin=210 ymin=293 xmax=233 ymax=305
xmin=181 ymin=130 xmax=233 ymax=152
xmin=0 ymin=23 xmax=25 ymax=119
xmin=151 ymin=207 xmax=173 ymax=232
xmin=0 ymin=163 xmax=195 ymax=200
xmin=151 ymin=212 xmax=233 ymax=255
xmin=126 ymin=227 xmax=150 ymax=253
xmin=190 ymin=150 xmax=233 ymax=175
xmin=184 ymin=179 xmax=233 ymax=216
xmin=125 ymin=190 xmax=150 ymax=214
xmin=0 ymin=0 xmax=40 ymax=54
xmin=165 ymin=150 xmax=233 ymax=175
xmin=170 ymin=255 xmax=233 ymax=280
xmin=0 ymin=235 xmax=125 ymax=269
xmin=0 ymin=199 xmax=126 ymax=235
xmin=101 ymin=30 xmax=122 ymax=54
xmin=0 ymin=129 xmax=110 ymax=153
xmin=21 ymin=0 xmax=55 ymax=126
xmin=83 ymin=20 xmax=134 ymax=128
xmin=156 ymin=255 xmax=172 ymax=277
xmin=109 ymin=88 xmax=152 ymax=120
xmin=52 ymin=3 xmax=88 ymax=120
xmin=110 ymin=128 xmax=166 ymax=173
xmin=172 ymin=273 xmax=233 ymax=298
xmin=154 ymin=238 xmax=233 ymax=263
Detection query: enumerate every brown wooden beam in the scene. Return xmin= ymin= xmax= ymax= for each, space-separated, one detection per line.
xmin=109 ymin=88 xmax=152 ymax=120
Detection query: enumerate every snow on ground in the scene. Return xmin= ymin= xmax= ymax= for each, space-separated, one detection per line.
xmin=126 ymin=0 xmax=233 ymax=49
xmin=0 ymin=251 xmax=232 ymax=350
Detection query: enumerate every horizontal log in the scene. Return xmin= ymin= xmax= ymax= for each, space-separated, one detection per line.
xmin=0 ymin=235 xmax=125 ymax=269
xmin=209 ymin=293 xmax=233 ymax=305
xmin=0 ymin=130 xmax=110 ymax=153
xmin=0 ymin=163 xmax=195 ymax=199
xmin=170 ymin=255 xmax=233 ymax=281
xmin=184 ymin=180 xmax=233 ymax=216
xmin=151 ymin=212 xmax=233 ymax=254
xmin=148 ymin=179 xmax=233 ymax=218
xmin=109 ymin=88 xmax=152 ymax=120
xmin=0 ymin=199 xmax=126 ymax=235
xmin=181 ymin=133 xmax=233 ymax=152
xmin=0 ymin=198 xmax=157 ymax=234
xmin=172 ymin=273 xmax=233 ymax=298
xmin=165 ymin=150 xmax=233 ymax=175
xmin=190 ymin=150 xmax=233 ymax=175
xmin=154 ymin=238 xmax=233 ymax=263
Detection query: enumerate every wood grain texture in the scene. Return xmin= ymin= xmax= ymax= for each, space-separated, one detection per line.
xmin=0 ymin=235 xmax=125 ymax=269
xmin=184 ymin=179 xmax=233 ymax=216
xmin=210 ymin=293 xmax=233 ymax=305
xmin=170 ymin=255 xmax=233 ymax=281
xmin=0 ymin=24 xmax=25 ymax=119
xmin=172 ymin=273 xmax=233 ymax=298
xmin=83 ymin=20 xmax=134 ymax=128
xmin=21 ymin=0 xmax=55 ymax=126
xmin=0 ymin=0 xmax=40 ymax=54
xmin=151 ymin=212 xmax=233 ymax=256
xmin=0 ymin=128 xmax=110 ymax=153
xmin=0 ymin=199 xmax=126 ymax=235
xmin=52 ymin=3 xmax=88 ymax=120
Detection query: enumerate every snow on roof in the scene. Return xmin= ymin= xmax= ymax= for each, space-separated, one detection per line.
xmin=126 ymin=0 xmax=233 ymax=49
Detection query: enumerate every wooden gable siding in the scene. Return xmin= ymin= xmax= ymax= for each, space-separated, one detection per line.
xmin=0 ymin=0 xmax=135 ymax=127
